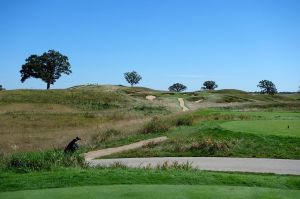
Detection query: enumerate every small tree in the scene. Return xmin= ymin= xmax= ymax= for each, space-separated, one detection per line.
xmin=0 ymin=85 xmax=4 ymax=91
xmin=168 ymin=83 xmax=187 ymax=92
xmin=124 ymin=71 xmax=142 ymax=87
xmin=20 ymin=50 xmax=71 ymax=90
xmin=257 ymin=80 xmax=277 ymax=95
xmin=202 ymin=81 xmax=218 ymax=90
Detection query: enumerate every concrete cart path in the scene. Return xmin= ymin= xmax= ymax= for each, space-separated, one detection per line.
xmin=84 ymin=136 xmax=168 ymax=161
xmin=88 ymin=157 xmax=300 ymax=175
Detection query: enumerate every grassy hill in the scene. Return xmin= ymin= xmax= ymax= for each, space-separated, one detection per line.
xmin=1 ymin=85 xmax=300 ymax=198
xmin=0 ymin=85 xmax=299 ymax=155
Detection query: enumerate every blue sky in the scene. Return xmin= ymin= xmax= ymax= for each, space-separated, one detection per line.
xmin=0 ymin=0 xmax=299 ymax=91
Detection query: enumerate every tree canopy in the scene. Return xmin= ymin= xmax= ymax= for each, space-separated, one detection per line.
xmin=124 ymin=71 xmax=142 ymax=86
xmin=20 ymin=50 xmax=71 ymax=89
xmin=257 ymin=80 xmax=277 ymax=95
xmin=168 ymin=83 xmax=187 ymax=92
xmin=202 ymin=81 xmax=218 ymax=90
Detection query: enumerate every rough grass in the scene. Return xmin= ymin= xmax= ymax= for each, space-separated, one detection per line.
xmin=0 ymin=88 xmax=182 ymax=154
xmin=0 ymin=112 xmax=102 ymax=154
xmin=132 ymin=104 xmax=170 ymax=115
xmin=0 ymin=89 xmax=128 ymax=111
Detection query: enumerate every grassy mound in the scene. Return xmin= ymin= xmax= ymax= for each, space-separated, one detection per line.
xmin=0 ymin=89 xmax=128 ymax=110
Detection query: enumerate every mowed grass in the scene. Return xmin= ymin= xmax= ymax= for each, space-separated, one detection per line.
xmin=1 ymin=185 xmax=300 ymax=199
xmin=1 ymin=168 xmax=300 ymax=192
xmin=105 ymin=110 xmax=300 ymax=159
xmin=221 ymin=120 xmax=300 ymax=137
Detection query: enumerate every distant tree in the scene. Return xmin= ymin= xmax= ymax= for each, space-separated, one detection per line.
xmin=257 ymin=80 xmax=277 ymax=95
xmin=0 ymin=85 xmax=4 ymax=91
xmin=124 ymin=71 xmax=142 ymax=86
xmin=20 ymin=50 xmax=71 ymax=90
xmin=202 ymin=81 xmax=218 ymax=90
xmin=168 ymin=83 xmax=187 ymax=92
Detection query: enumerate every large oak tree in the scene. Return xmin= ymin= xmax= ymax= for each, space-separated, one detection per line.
xmin=20 ymin=50 xmax=71 ymax=89
xmin=257 ymin=80 xmax=277 ymax=95
xmin=202 ymin=80 xmax=218 ymax=90
xmin=168 ymin=83 xmax=187 ymax=92
xmin=124 ymin=71 xmax=142 ymax=87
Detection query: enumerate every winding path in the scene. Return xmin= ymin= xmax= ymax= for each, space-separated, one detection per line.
xmin=84 ymin=136 xmax=168 ymax=161
xmin=88 ymin=157 xmax=300 ymax=175
xmin=178 ymin=98 xmax=189 ymax=111
xmin=85 ymin=137 xmax=300 ymax=175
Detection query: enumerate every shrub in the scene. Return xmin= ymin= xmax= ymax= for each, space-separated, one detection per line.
xmin=141 ymin=113 xmax=195 ymax=134
xmin=195 ymin=137 xmax=231 ymax=154
xmin=175 ymin=115 xmax=194 ymax=126
xmin=142 ymin=116 xmax=171 ymax=134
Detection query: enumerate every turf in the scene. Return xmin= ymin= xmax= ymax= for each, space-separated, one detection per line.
xmin=1 ymin=168 xmax=300 ymax=192
xmin=221 ymin=120 xmax=300 ymax=137
xmin=104 ymin=121 xmax=300 ymax=159
xmin=1 ymin=185 xmax=300 ymax=199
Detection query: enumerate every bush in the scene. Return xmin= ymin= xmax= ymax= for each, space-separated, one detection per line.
xmin=171 ymin=137 xmax=234 ymax=155
xmin=175 ymin=115 xmax=194 ymax=126
xmin=3 ymin=150 xmax=86 ymax=173
xmin=192 ymin=137 xmax=231 ymax=154
xmin=141 ymin=113 xmax=195 ymax=134
xmin=142 ymin=116 xmax=172 ymax=134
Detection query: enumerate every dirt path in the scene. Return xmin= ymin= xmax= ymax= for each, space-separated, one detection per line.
xmin=84 ymin=136 xmax=168 ymax=161
xmin=178 ymin=98 xmax=189 ymax=111
xmin=88 ymin=157 xmax=300 ymax=175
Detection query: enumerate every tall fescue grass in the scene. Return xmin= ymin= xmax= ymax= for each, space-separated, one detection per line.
xmin=0 ymin=150 xmax=86 ymax=173
xmin=171 ymin=137 xmax=234 ymax=154
xmin=142 ymin=114 xmax=196 ymax=134
xmin=92 ymin=129 xmax=122 ymax=142
xmin=133 ymin=105 xmax=170 ymax=115
xmin=0 ymin=90 xmax=127 ymax=111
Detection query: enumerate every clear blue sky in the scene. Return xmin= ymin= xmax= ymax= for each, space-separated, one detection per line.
xmin=1 ymin=0 xmax=299 ymax=91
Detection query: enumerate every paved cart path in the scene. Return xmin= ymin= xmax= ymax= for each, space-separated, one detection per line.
xmin=85 ymin=137 xmax=300 ymax=175
xmin=88 ymin=157 xmax=300 ymax=175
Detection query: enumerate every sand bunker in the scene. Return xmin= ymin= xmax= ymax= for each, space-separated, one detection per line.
xmin=146 ymin=95 xmax=156 ymax=101
xmin=195 ymin=99 xmax=203 ymax=103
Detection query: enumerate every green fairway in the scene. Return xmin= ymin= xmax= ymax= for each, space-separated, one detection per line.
xmin=221 ymin=120 xmax=300 ymax=137
xmin=1 ymin=185 xmax=300 ymax=199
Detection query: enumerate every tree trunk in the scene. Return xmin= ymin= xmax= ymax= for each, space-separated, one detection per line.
xmin=47 ymin=82 xmax=50 ymax=90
